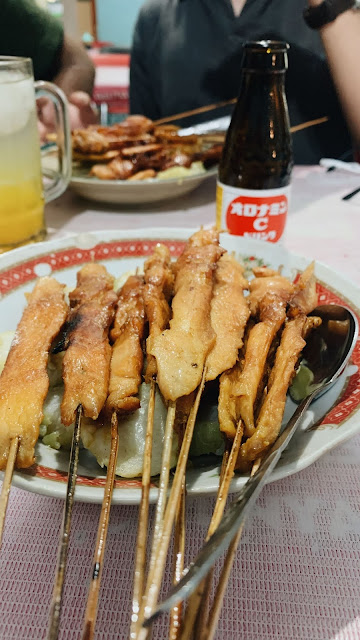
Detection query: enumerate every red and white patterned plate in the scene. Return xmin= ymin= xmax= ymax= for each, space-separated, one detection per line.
xmin=1 ymin=228 xmax=359 ymax=504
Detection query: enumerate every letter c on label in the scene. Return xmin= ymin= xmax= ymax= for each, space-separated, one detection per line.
xmin=253 ymin=217 xmax=269 ymax=231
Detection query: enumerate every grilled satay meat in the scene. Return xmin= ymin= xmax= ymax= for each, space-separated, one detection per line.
xmin=61 ymin=264 xmax=117 ymax=426
xmin=73 ymin=114 xmax=224 ymax=181
xmin=218 ymin=269 xmax=295 ymax=439
xmin=0 ymin=277 xmax=67 ymax=470
xmin=72 ymin=116 xmax=154 ymax=154
xmin=218 ymin=359 xmax=244 ymax=440
xmin=128 ymin=169 xmax=157 ymax=181
xmin=194 ymin=143 xmax=224 ymax=169
xmin=235 ymin=262 xmax=320 ymax=469
xmin=117 ymin=115 xmax=154 ymax=137
xmin=73 ymin=150 xmax=121 ymax=164
xmin=234 ymin=270 xmax=295 ymax=436
xmin=248 ymin=268 xmax=295 ymax=317
xmin=289 ymin=262 xmax=317 ymax=317
xmin=185 ymin=226 xmax=220 ymax=249
xmin=90 ymin=158 xmax=135 ymax=180
xmin=68 ymin=263 xmax=115 ymax=307
xmin=206 ymin=253 xmax=249 ymax=382
xmin=143 ymin=244 xmax=174 ymax=382
xmin=106 ymin=275 xmax=146 ymax=414
xmin=150 ymin=229 xmax=224 ymax=401
xmin=236 ymin=314 xmax=307 ymax=470
xmin=72 ymin=128 xmax=110 ymax=154
xmin=121 ymin=143 xmax=163 ymax=157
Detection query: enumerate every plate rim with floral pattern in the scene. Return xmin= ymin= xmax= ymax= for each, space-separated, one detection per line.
xmin=0 ymin=228 xmax=359 ymax=504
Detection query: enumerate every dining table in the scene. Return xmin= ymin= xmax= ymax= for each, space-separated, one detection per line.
xmin=1 ymin=163 xmax=360 ymax=640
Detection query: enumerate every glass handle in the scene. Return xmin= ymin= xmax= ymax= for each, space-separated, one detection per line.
xmin=35 ymin=80 xmax=71 ymax=203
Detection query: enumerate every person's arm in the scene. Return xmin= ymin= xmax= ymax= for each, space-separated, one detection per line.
xmin=49 ymin=35 xmax=97 ymax=130
xmin=308 ymin=3 xmax=360 ymax=145
xmin=53 ymin=34 xmax=95 ymax=96
xmin=38 ymin=35 xmax=97 ymax=134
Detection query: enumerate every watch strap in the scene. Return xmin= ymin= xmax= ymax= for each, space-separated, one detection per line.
xmin=304 ymin=0 xmax=355 ymax=29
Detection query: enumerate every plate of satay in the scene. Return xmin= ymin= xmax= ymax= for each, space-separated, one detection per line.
xmin=1 ymin=227 xmax=360 ymax=508
xmin=68 ymin=115 xmax=222 ymax=204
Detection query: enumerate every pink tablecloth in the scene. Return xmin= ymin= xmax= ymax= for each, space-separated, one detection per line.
xmin=1 ymin=165 xmax=360 ymax=639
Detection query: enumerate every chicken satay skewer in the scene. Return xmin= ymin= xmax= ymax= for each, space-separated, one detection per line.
xmin=179 ymin=254 xmax=250 ymax=640
xmin=182 ymin=269 xmax=298 ymax=639
xmin=137 ymin=229 xmax=224 ymax=639
xmin=81 ymin=274 xmax=146 ymax=640
xmin=147 ymin=233 xmax=224 ymax=579
xmin=131 ymin=245 xmax=174 ymax=637
xmin=196 ymin=265 xmax=321 ymax=640
xmin=198 ymin=320 xmax=317 ymax=640
xmin=188 ymin=270 xmax=304 ymax=638
xmin=0 ymin=277 xmax=68 ymax=547
xmin=180 ymin=266 xmax=288 ymax=639
xmin=48 ymin=264 xmax=117 ymax=640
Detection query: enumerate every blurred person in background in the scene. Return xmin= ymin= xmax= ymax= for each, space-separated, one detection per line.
xmin=2 ymin=0 xmax=97 ymax=135
xmin=130 ymin=0 xmax=360 ymax=164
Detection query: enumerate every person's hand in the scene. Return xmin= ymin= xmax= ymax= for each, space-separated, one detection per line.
xmin=37 ymin=91 xmax=98 ymax=142
xmin=67 ymin=91 xmax=98 ymax=129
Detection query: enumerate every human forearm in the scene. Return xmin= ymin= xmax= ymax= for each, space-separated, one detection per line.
xmin=53 ymin=34 xmax=95 ymax=96
xmin=39 ymin=34 xmax=97 ymax=133
xmin=308 ymin=3 xmax=360 ymax=145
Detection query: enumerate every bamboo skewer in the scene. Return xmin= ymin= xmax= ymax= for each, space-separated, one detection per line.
xmin=48 ymin=404 xmax=83 ymax=640
xmin=49 ymin=104 xmax=328 ymax=150
xmin=207 ymin=422 xmax=244 ymax=535
xmin=183 ymin=444 xmax=232 ymax=640
xmin=130 ymin=380 xmax=156 ymax=639
xmin=149 ymin=400 xmax=177 ymax=574
xmin=290 ymin=116 xmax=328 ymax=133
xmin=0 ymin=436 xmax=20 ymax=547
xmin=179 ymin=420 xmax=244 ymax=640
xmin=138 ymin=367 xmax=207 ymax=640
xmin=135 ymin=399 xmax=177 ymax=637
xmin=155 ymin=101 xmax=327 ymax=134
xmin=153 ymin=99 xmax=237 ymax=125
xmin=200 ymin=458 xmax=260 ymax=640
xmin=202 ymin=522 xmax=246 ymax=640
xmin=169 ymin=479 xmax=186 ymax=640
xmin=82 ymin=411 xmax=119 ymax=640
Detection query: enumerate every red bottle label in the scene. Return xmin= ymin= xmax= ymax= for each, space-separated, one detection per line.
xmin=216 ymin=182 xmax=290 ymax=243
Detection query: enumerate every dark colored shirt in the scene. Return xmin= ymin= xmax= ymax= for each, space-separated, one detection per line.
xmin=1 ymin=0 xmax=64 ymax=81
xmin=130 ymin=0 xmax=352 ymax=164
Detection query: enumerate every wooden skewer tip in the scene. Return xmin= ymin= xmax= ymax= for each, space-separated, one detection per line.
xmin=0 ymin=436 xmax=20 ymax=548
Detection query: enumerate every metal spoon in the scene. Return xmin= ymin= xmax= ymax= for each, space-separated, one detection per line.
xmin=144 ymin=304 xmax=358 ymax=625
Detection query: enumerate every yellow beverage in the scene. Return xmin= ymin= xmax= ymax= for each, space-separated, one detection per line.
xmin=0 ymin=74 xmax=45 ymax=252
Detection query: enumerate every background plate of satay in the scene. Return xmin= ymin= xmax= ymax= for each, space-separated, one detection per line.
xmin=1 ymin=228 xmax=360 ymax=506
xmin=66 ymin=115 xmax=222 ymax=205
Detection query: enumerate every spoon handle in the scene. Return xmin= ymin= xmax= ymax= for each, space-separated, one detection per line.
xmin=145 ymin=392 xmax=314 ymax=624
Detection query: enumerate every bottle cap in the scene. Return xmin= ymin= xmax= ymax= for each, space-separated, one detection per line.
xmin=242 ymin=40 xmax=289 ymax=72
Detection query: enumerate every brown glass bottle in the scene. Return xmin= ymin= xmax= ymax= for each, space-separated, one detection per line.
xmin=216 ymin=41 xmax=293 ymax=243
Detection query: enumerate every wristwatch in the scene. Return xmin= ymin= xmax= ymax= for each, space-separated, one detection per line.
xmin=304 ymin=0 xmax=360 ymax=29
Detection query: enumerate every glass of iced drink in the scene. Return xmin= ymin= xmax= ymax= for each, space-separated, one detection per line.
xmin=0 ymin=57 xmax=71 ymax=252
